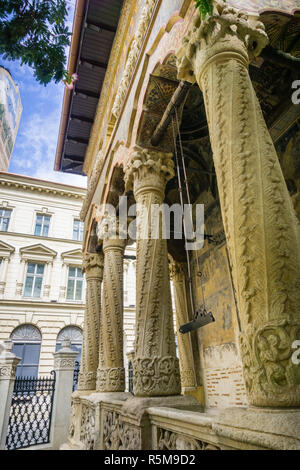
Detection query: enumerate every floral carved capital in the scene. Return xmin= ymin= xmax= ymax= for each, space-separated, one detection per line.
xmin=176 ymin=1 xmax=269 ymax=83
xmin=82 ymin=252 xmax=104 ymax=280
xmin=124 ymin=145 xmax=174 ymax=197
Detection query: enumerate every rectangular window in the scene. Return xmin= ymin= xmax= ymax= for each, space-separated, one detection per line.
xmin=23 ymin=263 xmax=45 ymax=298
xmin=67 ymin=266 xmax=83 ymax=301
xmin=0 ymin=208 xmax=12 ymax=231
xmin=73 ymin=219 xmax=84 ymax=241
xmin=34 ymin=214 xmax=51 ymax=237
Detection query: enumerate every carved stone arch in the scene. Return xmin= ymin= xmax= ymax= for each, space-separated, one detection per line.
xmin=106 ymin=165 xmax=125 ymax=209
xmin=135 ymin=53 xmax=180 ymax=153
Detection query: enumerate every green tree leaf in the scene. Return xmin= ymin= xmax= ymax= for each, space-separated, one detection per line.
xmin=0 ymin=0 xmax=71 ymax=85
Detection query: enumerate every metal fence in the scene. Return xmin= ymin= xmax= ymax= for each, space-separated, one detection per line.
xmin=5 ymin=371 xmax=56 ymax=450
xmin=73 ymin=361 xmax=80 ymax=392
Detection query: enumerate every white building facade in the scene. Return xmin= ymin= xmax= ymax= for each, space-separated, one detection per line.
xmin=0 ymin=172 xmax=136 ymax=385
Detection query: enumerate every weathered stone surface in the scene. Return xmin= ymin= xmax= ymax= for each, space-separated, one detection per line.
xmin=176 ymin=1 xmax=300 ymax=407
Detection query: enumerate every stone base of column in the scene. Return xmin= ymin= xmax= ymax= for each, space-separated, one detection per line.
xmin=133 ymin=356 xmax=181 ymax=397
xmin=78 ymin=371 xmax=97 ymax=391
xmin=96 ymin=367 xmax=125 ymax=392
xmin=214 ymin=407 xmax=300 ymax=450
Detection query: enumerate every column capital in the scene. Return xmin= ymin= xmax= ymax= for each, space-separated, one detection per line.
xmin=82 ymin=252 xmax=104 ymax=280
xmin=124 ymin=145 xmax=174 ymax=198
xmin=176 ymin=1 xmax=268 ymax=85
xmin=97 ymin=215 xmax=128 ymax=250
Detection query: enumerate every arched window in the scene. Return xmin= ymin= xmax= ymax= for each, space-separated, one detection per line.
xmin=11 ymin=324 xmax=42 ymax=378
xmin=56 ymin=326 xmax=82 ymax=364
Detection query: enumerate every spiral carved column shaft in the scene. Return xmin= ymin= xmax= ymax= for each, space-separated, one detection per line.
xmin=96 ymin=237 xmax=126 ymax=392
xmin=78 ymin=253 xmax=104 ymax=391
xmin=176 ymin=2 xmax=300 ymax=407
xmin=125 ymin=146 xmax=181 ymax=397
xmin=170 ymin=262 xmax=197 ymax=392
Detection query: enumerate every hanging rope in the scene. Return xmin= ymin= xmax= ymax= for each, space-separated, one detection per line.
xmin=172 ymin=106 xmax=215 ymax=333
xmin=171 ymin=115 xmax=195 ymax=316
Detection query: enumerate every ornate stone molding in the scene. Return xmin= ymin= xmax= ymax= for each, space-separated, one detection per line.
xmin=112 ymin=0 xmax=157 ymax=119
xmin=124 ymin=145 xmax=174 ymax=197
xmin=0 ymin=363 xmax=18 ymax=379
xmin=176 ymin=0 xmax=300 ymax=406
xmin=54 ymin=356 xmax=76 ymax=370
xmin=0 ymin=177 xmax=85 ymax=200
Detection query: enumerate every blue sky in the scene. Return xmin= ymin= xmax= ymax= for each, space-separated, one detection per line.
xmin=0 ymin=0 xmax=87 ymax=188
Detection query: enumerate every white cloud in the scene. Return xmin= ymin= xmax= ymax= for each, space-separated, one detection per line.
xmin=9 ymin=108 xmax=87 ymax=188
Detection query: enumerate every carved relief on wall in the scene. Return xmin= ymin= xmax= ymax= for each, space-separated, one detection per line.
xmin=103 ymin=410 xmax=141 ymax=450
xmin=240 ymin=319 xmax=300 ymax=406
xmin=80 ymin=404 xmax=96 ymax=450
xmin=157 ymin=428 xmax=220 ymax=450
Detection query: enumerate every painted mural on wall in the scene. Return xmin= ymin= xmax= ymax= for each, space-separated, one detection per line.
xmin=228 ymin=0 xmax=299 ymax=13
xmin=0 ymin=67 xmax=22 ymax=163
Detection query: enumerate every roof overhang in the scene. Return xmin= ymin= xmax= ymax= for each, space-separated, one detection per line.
xmin=54 ymin=0 xmax=124 ymax=175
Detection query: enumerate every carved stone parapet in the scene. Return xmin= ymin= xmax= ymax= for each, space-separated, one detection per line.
xmin=97 ymin=367 xmax=125 ymax=393
xmin=124 ymin=145 xmax=174 ymax=198
xmin=103 ymin=410 xmax=141 ymax=450
xmin=133 ymin=356 xmax=180 ymax=397
xmin=176 ymin=1 xmax=300 ymax=406
xmin=157 ymin=428 xmax=220 ymax=450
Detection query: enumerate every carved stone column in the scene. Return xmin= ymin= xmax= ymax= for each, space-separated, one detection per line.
xmin=169 ymin=261 xmax=197 ymax=392
xmin=96 ymin=228 xmax=126 ymax=392
xmin=78 ymin=253 xmax=104 ymax=391
xmin=176 ymin=2 xmax=300 ymax=406
xmin=125 ymin=146 xmax=181 ymax=396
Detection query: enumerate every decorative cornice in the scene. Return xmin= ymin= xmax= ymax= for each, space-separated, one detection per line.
xmin=0 ymin=177 xmax=86 ymax=200
xmin=112 ymin=0 xmax=158 ymax=119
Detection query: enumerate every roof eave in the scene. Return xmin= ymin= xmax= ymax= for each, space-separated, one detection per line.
xmin=54 ymin=0 xmax=86 ymax=172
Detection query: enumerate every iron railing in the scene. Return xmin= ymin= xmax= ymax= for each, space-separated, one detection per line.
xmin=5 ymin=371 xmax=56 ymax=450
xmin=73 ymin=361 xmax=80 ymax=392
